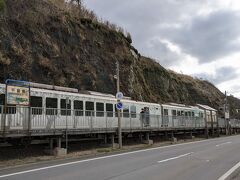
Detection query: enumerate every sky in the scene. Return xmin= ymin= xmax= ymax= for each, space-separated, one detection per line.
xmin=84 ymin=0 xmax=240 ymax=98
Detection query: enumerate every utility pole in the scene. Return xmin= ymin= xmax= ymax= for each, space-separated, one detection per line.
xmin=116 ymin=61 xmax=122 ymax=149
xmin=224 ymin=91 xmax=228 ymax=135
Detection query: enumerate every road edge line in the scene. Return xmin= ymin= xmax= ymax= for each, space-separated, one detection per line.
xmin=218 ymin=161 xmax=240 ymax=180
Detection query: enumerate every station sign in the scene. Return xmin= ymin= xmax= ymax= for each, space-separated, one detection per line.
xmin=116 ymin=92 xmax=123 ymax=100
xmin=6 ymin=85 xmax=30 ymax=106
xmin=116 ymin=102 xmax=123 ymax=110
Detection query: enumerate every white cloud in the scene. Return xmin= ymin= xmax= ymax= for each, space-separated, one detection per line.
xmin=84 ymin=0 xmax=240 ymax=98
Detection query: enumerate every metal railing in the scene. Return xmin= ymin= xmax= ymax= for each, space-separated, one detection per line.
xmin=0 ymin=106 xmax=239 ymax=135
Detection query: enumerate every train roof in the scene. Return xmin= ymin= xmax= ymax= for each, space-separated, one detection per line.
xmin=162 ymin=103 xmax=201 ymax=110
xmin=196 ymin=104 xmax=217 ymax=111
xmin=0 ymin=82 xmax=218 ymax=110
xmin=0 ymin=83 xmax=160 ymax=106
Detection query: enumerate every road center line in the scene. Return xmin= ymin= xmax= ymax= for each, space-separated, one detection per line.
xmin=218 ymin=161 xmax=240 ymax=180
xmin=0 ymin=136 xmax=239 ymax=179
xmin=158 ymin=152 xmax=193 ymax=164
xmin=216 ymin=142 xmax=232 ymax=147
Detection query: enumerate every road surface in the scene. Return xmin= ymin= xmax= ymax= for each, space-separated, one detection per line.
xmin=1 ymin=135 xmax=240 ymax=180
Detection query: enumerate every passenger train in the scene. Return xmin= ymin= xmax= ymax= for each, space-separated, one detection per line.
xmin=0 ymin=81 xmax=219 ymax=137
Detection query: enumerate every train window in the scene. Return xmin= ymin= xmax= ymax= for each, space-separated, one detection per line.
xmin=115 ymin=105 xmax=119 ymax=117
xmin=164 ymin=109 xmax=168 ymax=116
xmin=61 ymin=99 xmax=71 ymax=116
xmin=181 ymin=111 xmax=184 ymax=116
xmin=185 ymin=112 xmax=188 ymax=117
xmin=74 ymin=100 xmax=83 ymax=116
xmin=172 ymin=110 xmax=177 ymax=116
xmin=86 ymin=101 xmax=94 ymax=117
xmin=46 ymin=98 xmax=58 ymax=115
xmin=106 ymin=103 xmax=113 ymax=117
xmin=30 ymin=96 xmax=42 ymax=115
xmin=130 ymin=105 xmax=136 ymax=118
xmin=177 ymin=111 xmax=181 ymax=116
xmin=96 ymin=102 xmax=104 ymax=117
xmin=123 ymin=105 xmax=129 ymax=118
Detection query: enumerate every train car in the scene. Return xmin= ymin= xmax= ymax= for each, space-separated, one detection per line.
xmin=196 ymin=104 xmax=217 ymax=127
xmin=161 ymin=103 xmax=205 ymax=128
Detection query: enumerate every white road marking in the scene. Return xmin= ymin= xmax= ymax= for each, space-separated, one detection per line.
xmin=218 ymin=161 xmax=240 ymax=180
xmin=216 ymin=142 xmax=232 ymax=147
xmin=0 ymin=136 xmax=239 ymax=179
xmin=158 ymin=152 xmax=193 ymax=163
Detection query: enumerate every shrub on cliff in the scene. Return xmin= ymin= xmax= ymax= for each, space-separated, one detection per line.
xmin=0 ymin=0 xmax=5 ymax=12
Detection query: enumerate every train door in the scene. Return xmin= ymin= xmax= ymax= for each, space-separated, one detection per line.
xmin=163 ymin=108 xmax=169 ymax=127
xmin=73 ymin=100 xmax=87 ymax=129
xmin=45 ymin=97 xmax=58 ymax=129
xmin=207 ymin=111 xmax=211 ymax=126
xmin=105 ymin=102 xmax=115 ymax=129
xmin=130 ymin=104 xmax=142 ymax=129
xmin=122 ymin=104 xmax=130 ymax=129
xmin=139 ymin=106 xmax=150 ymax=128
xmin=129 ymin=104 xmax=137 ymax=128
xmin=85 ymin=100 xmax=95 ymax=129
xmin=172 ymin=109 xmax=177 ymax=127
xmin=58 ymin=98 xmax=72 ymax=129
xmin=31 ymin=96 xmax=44 ymax=129
xmin=149 ymin=105 xmax=161 ymax=128
xmin=95 ymin=101 xmax=105 ymax=129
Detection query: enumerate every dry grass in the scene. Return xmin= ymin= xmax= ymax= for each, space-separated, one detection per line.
xmin=47 ymin=0 xmax=130 ymax=40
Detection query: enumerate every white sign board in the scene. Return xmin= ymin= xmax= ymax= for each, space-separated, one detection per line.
xmin=7 ymin=85 xmax=29 ymax=106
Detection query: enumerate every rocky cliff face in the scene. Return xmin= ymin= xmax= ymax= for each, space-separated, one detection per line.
xmin=0 ymin=0 xmax=239 ymax=117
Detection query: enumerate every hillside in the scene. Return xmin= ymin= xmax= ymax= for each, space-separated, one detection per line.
xmin=0 ymin=0 xmax=239 ymax=117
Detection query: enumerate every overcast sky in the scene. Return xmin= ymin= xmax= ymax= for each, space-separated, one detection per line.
xmin=84 ymin=0 xmax=240 ymax=98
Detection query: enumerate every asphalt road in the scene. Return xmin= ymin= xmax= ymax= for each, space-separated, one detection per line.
xmin=1 ymin=135 xmax=240 ymax=180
